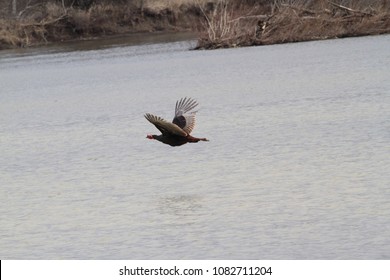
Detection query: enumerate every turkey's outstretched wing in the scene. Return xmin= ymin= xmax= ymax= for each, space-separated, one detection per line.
xmin=172 ymin=97 xmax=198 ymax=134
xmin=145 ymin=113 xmax=187 ymax=136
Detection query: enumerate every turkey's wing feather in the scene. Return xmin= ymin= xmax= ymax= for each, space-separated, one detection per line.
xmin=172 ymin=97 xmax=198 ymax=134
xmin=145 ymin=113 xmax=187 ymax=137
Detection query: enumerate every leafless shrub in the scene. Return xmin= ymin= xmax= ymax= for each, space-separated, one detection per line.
xmin=196 ymin=0 xmax=270 ymax=48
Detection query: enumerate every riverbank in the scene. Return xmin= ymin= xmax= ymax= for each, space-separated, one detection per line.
xmin=1 ymin=0 xmax=389 ymax=50
xmin=0 ymin=0 xmax=207 ymax=50
xmin=195 ymin=0 xmax=390 ymax=49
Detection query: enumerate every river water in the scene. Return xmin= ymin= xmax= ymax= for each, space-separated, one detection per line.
xmin=1 ymin=34 xmax=389 ymax=259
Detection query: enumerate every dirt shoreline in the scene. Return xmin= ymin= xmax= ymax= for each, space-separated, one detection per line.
xmin=0 ymin=0 xmax=205 ymax=50
xmin=195 ymin=0 xmax=390 ymax=49
xmin=1 ymin=0 xmax=389 ymax=51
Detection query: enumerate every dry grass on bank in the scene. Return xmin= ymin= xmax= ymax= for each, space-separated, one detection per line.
xmin=195 ymin=0 xmax=390 ymax=49
xmin=0 ymin=0 xmax=211 ymax=49
xmin=1 ymin=0 xmax=390 ymax=50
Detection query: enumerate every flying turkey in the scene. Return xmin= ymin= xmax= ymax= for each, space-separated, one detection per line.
xmin=145 ymin=97 xmax=209 ymax=146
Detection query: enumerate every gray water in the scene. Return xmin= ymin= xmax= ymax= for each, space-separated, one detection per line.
xmin=1 ymin=34 xmax=389 ymax=259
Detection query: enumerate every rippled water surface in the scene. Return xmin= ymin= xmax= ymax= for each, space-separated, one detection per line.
xmin=1 ymin=34 xmax=389 ymax=259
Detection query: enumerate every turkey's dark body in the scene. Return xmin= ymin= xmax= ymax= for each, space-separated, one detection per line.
xmin=145 ymin=97 xmax=209 ymax=147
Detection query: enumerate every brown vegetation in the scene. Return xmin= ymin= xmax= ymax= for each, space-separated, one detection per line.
xmin=0 ymin=0 xmax=390 ymax=50
xmin=0 ymin=0 xmax=208 ymax=49
xmin=195 ymin=0 xmax=390 ymax=49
